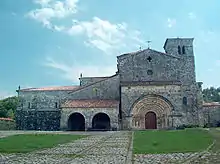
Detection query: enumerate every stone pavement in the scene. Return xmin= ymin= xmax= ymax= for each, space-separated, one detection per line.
xmin=1 ymin=130 xmax=220 ymax=163
xmin=0 ymin=131 xmax=133 ymax=164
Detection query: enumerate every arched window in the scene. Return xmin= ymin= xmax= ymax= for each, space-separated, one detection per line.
xmin=183 ymin=97 xmax=187 ymax=105
xmin=182 ymin=46 xmax=186 ymax=54
xmin=178 ymin=46 xmax=181 ymax=54
xmin=28 ymin=102 xmax=31 ymax=109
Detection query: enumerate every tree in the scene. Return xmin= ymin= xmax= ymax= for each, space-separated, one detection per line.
xmin=0 ymin=102 xmax=7 ymax=117
xmin=203 ymin=87 xmax=220 ymax=103
xmin=0 ymin=96 xmax=18 ymax=118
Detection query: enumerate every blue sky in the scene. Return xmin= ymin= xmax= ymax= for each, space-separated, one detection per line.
xmin=0 ymin=0 xmax=220 ymax=98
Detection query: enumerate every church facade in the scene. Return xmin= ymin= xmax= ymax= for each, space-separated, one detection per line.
xmin=16 ymin=38 xmax=213 ymax=131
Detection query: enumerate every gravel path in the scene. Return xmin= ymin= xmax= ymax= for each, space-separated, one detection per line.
xmin=0 ymin=131 xmax=132 ymax=164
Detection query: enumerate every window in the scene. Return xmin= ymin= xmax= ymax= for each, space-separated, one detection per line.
xmin=147 ymin=70 xmax=153 ymax=75
xmin=55 ymin=102 xmax=58 ymax=108
xmin=178 ymin=46 xmax=181 ymax=54
xmin=183 ymin=97 xmax=187 ymax=105
xmin=182 ymin=46 xmax=185 ymax=54
xmin=28 ymin=102 xmax=31 ymax=109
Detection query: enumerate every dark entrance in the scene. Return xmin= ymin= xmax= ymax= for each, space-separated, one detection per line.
xmin=145 ymin=111 xmax=157 ymax=129
xmin=92 ymin=113 xmax=110 ymax=131
xmin=68 ymin=113 xmax=85 ymax=131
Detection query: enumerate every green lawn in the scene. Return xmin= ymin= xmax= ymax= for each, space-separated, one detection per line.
xmin=133 ymin=129 xmax=213 ymax=154
xmin=0 ymin=134 xmax=85 ymax=153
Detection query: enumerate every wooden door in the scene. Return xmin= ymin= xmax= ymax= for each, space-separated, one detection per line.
xmin=145 ymin=112 xmax=157 ymax=129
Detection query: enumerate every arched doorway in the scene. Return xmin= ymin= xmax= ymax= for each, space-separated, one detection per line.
xmin=68 ymin=113 xmax=85 ymax=131
xmin=132 ymin=95 xmax=173 ymax=129
xmin=92 ymin=113 xmax=111 ymax=131
xmin=145 ymin=111 xmax=157 ymax=129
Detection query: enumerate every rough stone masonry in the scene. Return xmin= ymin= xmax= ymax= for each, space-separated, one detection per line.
xmin=15 ymin=37 xmax=220 ymax=131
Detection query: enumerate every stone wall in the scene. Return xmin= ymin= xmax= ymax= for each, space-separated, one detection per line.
xmin=200 ymin=105 xmax=220 ymax=127
xmin=79 ymin=77 xmax=109 ymax=86
xmin=60 ymin=107 xmax=119 ymax=130
xmin=163 ymin=38 xmax=194 ymax=57
xmin=117 ymin=49 xmax=181 ymax=82
xmin=16 ymin=75 xmax=120 ymax=131
xmin=68 ymin=75 xmax=120 ymax=100
xmin=16 ymin=110 xmax=61 ymax=130
xmin=121 ymin=84 xmax=185 ymax=129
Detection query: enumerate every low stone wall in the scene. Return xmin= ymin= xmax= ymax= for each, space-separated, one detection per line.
xmin=201 ymin=104 xmax=220 ymax=127
xmin=15 ymin=110 xmax=61 ymax=131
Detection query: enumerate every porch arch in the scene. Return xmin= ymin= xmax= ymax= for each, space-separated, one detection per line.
xmin=131 ymin=94 xmax=173 ymax=129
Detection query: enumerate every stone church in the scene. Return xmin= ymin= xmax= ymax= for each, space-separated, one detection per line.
xmin=15 ymin=37 xmax=220 ymax=131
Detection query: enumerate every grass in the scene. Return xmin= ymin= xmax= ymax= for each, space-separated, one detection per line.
xmin=133 ymin=129 xmax=213 ymax=154
xmin=0 ymin=120 xmax=16 ymax=130
xmin=208 ymin=128 xmax=220 ymax=152
xmin=0 ymin=134 xmax=85 ymax=153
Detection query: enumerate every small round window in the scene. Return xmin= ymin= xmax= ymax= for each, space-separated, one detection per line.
xmin=147 ymin=70 xmax=153 ymax=75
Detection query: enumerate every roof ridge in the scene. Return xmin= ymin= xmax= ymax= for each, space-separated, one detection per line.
xmin=117 ymin=48 xmax=181 ymax=59
xmin=20 ymin=85 xmax=80 ymax=91
xmin=68 ymin=74 xmax=118 ymax=94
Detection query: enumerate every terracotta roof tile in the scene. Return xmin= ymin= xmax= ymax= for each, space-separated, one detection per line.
xmin=20 ymin=86 xmax=80 ymax=91
xmin=0 ymin=118 xmax=14 ymax=121
xmin=61 ymin=99 xmax=119 ymax=108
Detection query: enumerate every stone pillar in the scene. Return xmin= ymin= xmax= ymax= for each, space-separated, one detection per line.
xmin=60 ymin=109 xmax=68 ymax=130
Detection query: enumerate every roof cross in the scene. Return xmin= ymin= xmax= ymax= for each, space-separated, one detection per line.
xmin=146 ymin=40 xmax=152 ymax=49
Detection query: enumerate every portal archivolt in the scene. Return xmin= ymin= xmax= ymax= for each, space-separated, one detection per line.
xmin=132 ymin=95 xmax=173 ymax=129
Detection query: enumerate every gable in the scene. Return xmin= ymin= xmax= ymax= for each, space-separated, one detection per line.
xmin=117 ymin=49 xmax=181 ymax=82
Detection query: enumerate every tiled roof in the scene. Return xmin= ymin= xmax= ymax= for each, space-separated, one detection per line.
xmin=0 ymin=118 xmax=14 ymax=121
xmin=203 ymin=102 xmax=220 ymax=107
xmin=61 ymin=99 xmax=119 ymax=108
xmin=20 ymin=86 xmax=81 ymax=91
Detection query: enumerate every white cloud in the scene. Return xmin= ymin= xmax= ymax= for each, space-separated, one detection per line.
xmin=167 ymin=18 xmax=176 ymax=28
xmin=44 ymin=57 xmax=116 ymax=82
xmin=67 ymin=17 xmax=145 ymax=54
xmin=28 ymin=1 xmax=145 ymax=55
xmin=0 ymin=91 xmax=16 ymax=100
xmin=188 ymin=12 xmax=197 ymax=20
xmin=27 ymin=0 xmax=79 ymax=29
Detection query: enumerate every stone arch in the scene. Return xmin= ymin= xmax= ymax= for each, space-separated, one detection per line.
xmin=92 ymin=112 xmax=111 ymax=131
xmin=68 ymin=112 xmax=85 ymax=131
xmin=131 ymin=94 xmax=173 ymax=129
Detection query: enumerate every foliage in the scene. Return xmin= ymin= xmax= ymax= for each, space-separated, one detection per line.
xmin=133 ymin=129 xmax=213 ymax=154
xmin=0 ymin=134 xmax=86 ymax=153
xmin=203 ymin=87 xmax=220 ymax=103
xmin=0 ymin=96 xmax=18 ymax=119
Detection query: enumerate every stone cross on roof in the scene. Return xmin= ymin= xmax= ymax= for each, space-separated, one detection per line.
xmin=146 ymin=40 xmax=152 ymax=49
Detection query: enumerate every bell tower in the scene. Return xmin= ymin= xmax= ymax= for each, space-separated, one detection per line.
xmin=163 ymin=38 xmax=194 ymax=56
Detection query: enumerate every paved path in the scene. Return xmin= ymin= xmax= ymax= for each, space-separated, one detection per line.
xmin=0 ymin=131 xmax=132 ymax=164
xmin=1 ymin=130 xmax=220 ymax=163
